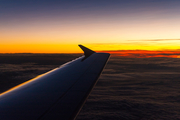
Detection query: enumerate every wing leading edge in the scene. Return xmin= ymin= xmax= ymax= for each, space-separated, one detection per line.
xmin=0 ymin=45 xmax=110 ymax=120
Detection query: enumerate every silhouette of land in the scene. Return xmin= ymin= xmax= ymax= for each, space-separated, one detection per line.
xmin=0 ymin=54 xmax=180 ymax=120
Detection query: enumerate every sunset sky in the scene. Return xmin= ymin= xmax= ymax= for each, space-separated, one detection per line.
xmin=1 ymin=0 xmax=180 ymax=53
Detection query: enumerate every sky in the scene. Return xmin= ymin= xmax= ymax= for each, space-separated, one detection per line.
xmin=1 ymin=0 xmax=180 ymax=53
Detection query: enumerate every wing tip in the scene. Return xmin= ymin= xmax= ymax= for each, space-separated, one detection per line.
xmin=78 ymin=44 xmax=95 ymax=58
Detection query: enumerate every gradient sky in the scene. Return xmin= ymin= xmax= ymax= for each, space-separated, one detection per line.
xmin=1 ymin=0 xmax=180 ymax=53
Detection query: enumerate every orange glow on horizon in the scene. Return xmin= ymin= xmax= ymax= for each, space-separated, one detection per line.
xmin=98 ymin=50 xmax=180 ymax=58
xmin=1 ymin=43 xmax=180 ymax=59
xmin=0 ymin=44 xmax=83 ymax=53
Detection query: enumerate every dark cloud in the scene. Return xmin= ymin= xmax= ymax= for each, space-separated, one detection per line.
xmin=0 ymin=53 xmax=82 ymax=92
xmin=77 ymin=56 xmax=180 ymax=119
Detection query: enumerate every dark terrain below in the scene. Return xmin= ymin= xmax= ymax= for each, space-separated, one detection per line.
xmin=0 ymin=54 xmax=180 ymax=120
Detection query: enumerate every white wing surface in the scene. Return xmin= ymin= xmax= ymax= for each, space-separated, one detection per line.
xmin=0 ymin=45 xmax=110 ymax=120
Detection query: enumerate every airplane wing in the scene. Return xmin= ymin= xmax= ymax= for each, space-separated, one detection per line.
xmin=0 ymin=45 xmax=110 ymax=120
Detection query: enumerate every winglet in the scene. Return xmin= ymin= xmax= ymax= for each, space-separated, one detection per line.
xmin=78 ymin=45 xmax=95 ymax=59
